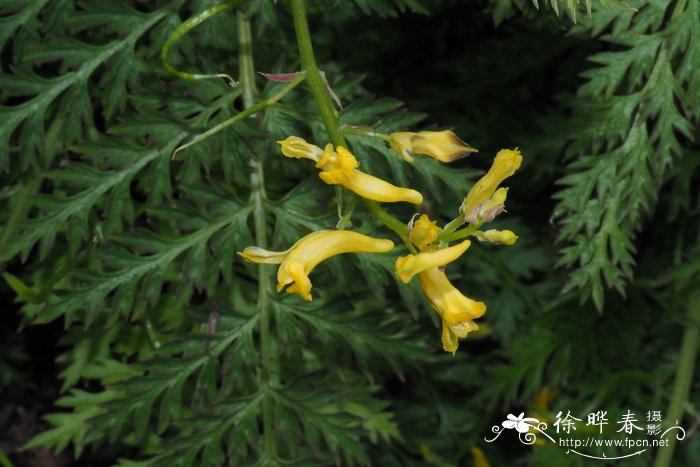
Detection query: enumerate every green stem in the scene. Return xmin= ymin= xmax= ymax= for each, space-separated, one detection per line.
xmin=441 ymin=216 xmax=466 ymax=237
xmin=438 ymin=223 xmax=480 ymax=243
xmin=252 ymin=159 xmax=276 ymax=461
xmin=290 ymin=0 xmax=350 ymax=227
xmin=172 ymin=75 xmax=305 ymax=159
xmin=653 ymin=290 xmax=700 ymax=467
xmin=362 ymin=199 xmax=415 ymax=253
xmin=237 ymin=16 xmax=276 ymax=461
xmin=336 ymin=195 xmax=357 ymax=230
xmin=291 ymin=0 xmax=344 ymax=147
xmin=197 ymin=88 xmax=242 ymax=124
xmin=237 ymin=9 xmax=258 ymax=109
xmin=291 ymin=0 xmax=411 ymax=241
xmin=340 ymin=123 xmax=390 ymax=142
xmin=161 ymin=0 xmax=249 ymax=85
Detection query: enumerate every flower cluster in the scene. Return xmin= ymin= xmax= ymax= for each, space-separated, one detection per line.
xmin=239 ymin=130 xmax=522 ymax=354
xmin=396 ymin=215 xmax=485 ymax=354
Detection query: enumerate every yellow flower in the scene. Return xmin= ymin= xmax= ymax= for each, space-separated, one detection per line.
xmin=471 ymin=447 xmax=491 ymax=467
xmin=395 ymin=239 xmax=471 ymax=283
xmin=388 ymin=130 xmax=477 ymax=163
xmin=418 ymin=444 xmax=431 ymax=461
xmin=239 ymin=230 xmax=394 ymax=301
xmin=278 ymin=137 xmax=423 ymax=205
xmin=477 ymin=229 xmax=518 ymax=246
xmin=461 ymin=149 xmax=522 ymax=224
xmin=418 ymin=266 xmax=486 ymax=354
xmin=529 ymin=388 xmax=557 ymax=445
xmin=533 ymin=387 xmax=557 ymax=412
xmin=408 ymin=214 xmax=442 ymax=250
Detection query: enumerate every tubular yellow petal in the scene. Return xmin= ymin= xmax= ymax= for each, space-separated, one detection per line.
xmin=462 ymin=148 xmax=522 ymax=223
xmin=278 ymin=136 xmax=324 ymax=162
xmin=339 ymin=170 xmax=424 ymax=204
xmin=389 ymin=130 xmax=477 ymax=163
xmin=276 ymin=230 xmax=395 ymax=300
xmin=408 ymin=214 xmax=442 ymax=250
xmin=395 ymin=240 xmax=471 ymax=283
xmin=418 ymin=267 xmax=485 ymax=323
xmin=419 ymin=266 xmax=485 ymax=354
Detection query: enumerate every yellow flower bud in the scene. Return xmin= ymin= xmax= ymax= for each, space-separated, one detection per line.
xmin=408 ymin=214 xmax=442 ymax=250
xmin=477 ymin=229 xmax=518 ymax=246
xmin=388 ymin=130 xmax=477 ymax=163
xmin=461 ymin=149 xmax=522 ymax=224
xmin=488 ymin=186 xmax=509 ymax=206
xmin=468 ymin=187 xmax=508 ymax=224
xmin=239 ymin=230 xmax=394 ymax=301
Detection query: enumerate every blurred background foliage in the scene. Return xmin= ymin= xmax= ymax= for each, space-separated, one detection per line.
xmin=1 ymin=0 xmax=699 ymax=465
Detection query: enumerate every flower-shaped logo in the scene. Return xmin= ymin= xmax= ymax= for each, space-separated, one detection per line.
xmin=502 ymin=413 xmax=539 ymax=433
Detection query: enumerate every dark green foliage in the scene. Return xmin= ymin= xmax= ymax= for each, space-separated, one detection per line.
xmin=553 ymin=0 xmax=700 ymax=310
xmin=1 ymin=0 xmax=699 ymax=466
